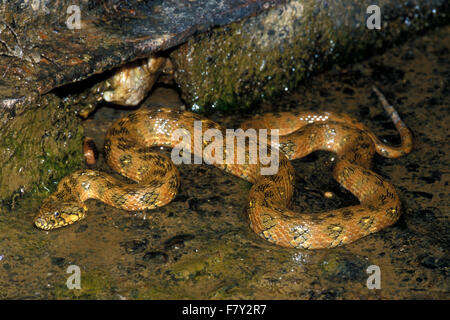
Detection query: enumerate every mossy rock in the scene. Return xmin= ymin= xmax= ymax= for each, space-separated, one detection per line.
xmin=0 ymin=93 xmax=83 ymax=208
xmin=170 ymin=0 xmax=450 ymax=113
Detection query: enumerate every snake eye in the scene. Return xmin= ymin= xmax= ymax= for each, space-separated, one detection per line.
xmin=54 ymin=211 xmax=60 ymax=217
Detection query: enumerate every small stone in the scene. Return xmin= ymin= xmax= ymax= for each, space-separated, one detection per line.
xmin=164 ymin=234 xmax=195 ymax=250
xmin=420 ymin=256 xmax=449 ymax=270
xmin=121 ymin=239 xmax=149 ymax=254
xmin=143 ymin=251 xmax=168 ymax=263
xmin=51 ymin=257 xmax=65 ymax=266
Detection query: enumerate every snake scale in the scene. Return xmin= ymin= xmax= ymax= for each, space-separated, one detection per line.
xmin=34 ymin=87 xmax=412 ymax=249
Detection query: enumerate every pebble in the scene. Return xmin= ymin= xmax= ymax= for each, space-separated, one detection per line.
xmin=142 ymin=251 xmax=168 ymax=263
xmin=164 ymin=234 xmax=195 ymax=250
xmin=121 ymin=239 xmax=149 ymax=254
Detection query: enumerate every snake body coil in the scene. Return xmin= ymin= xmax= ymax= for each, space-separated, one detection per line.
xmin=35 ymin=89 xmax=412 ymax=249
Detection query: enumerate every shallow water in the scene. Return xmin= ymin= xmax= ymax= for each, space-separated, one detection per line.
xmin=0 ymin=25 xmax=448 ymax=299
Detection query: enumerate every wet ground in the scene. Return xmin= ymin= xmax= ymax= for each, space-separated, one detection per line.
xmin=0 ymin=24 xmax=449 ymax=299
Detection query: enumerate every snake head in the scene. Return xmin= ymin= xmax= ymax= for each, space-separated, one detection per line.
xmin=34 ymin=202 xmax=87 ymax=230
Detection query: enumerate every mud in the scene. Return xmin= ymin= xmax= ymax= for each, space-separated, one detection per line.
xmin=0 ymin=24 xmax=448 ymax=299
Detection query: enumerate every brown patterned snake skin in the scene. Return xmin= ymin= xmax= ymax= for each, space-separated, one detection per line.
xmin=34 ymin=87 xmax=413 ymax=249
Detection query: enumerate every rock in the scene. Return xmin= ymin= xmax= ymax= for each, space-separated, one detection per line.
xmin=164 ymin=234 xmax=195 ymax=250
xmin=0 ymin=93 xmax=83 ymax=207
xmin=143 ymin=251 xmax=169 ymax=263
xmin=51 ymin=257 xmax=66 ymax=267
xmin=320 ymin=253 xmax=368 ymax=283
xmin=420 ymin=256 xmax=449 ymax=273
xmin=120 ymin=239 xmax=149 ymax=254
xmin=170 ymin=0 xmax=449 ymax=112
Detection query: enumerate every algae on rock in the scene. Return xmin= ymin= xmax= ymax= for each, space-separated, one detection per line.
xmin=170 ymin=0 xmax=449 ymax=112
xmin=0 ymin=93 xmax=83 ymax=208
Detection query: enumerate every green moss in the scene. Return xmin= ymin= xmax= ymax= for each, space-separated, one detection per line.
xmin=53 ymin=270 xmax=112 ymax=299
xmin=129 ymin=240 xmax=261 ymax=299
xmin=0 ymin=93 xmax=83 ymax=208
xmin=320 ymin=253 xmax=342 ymax=275
xmin=169 ymin=242 xmax=255 ymax=283
xmin=34 ymin=134 xmax=84 ymax=195
xmin=170 ymin=0 xmax=449 ymax=113
xmin=170 ymin=0 xmax=335 ymax=113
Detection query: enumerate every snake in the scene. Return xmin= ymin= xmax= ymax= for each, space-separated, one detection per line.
xmin=34 ymin=86 xmax=412 ymax=249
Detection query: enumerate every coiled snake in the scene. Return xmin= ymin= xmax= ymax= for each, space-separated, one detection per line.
xmin=34 ymin=87 xmax=412 ymax=249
